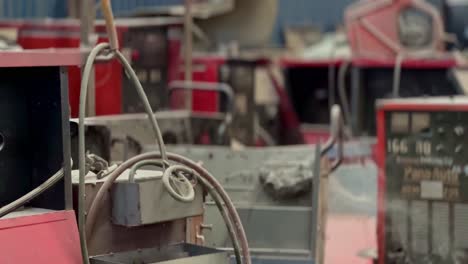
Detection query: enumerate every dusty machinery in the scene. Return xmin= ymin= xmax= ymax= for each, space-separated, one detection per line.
xmin=376 ymin=97 xmax=468 ymax=263
xmin=0 ymin=48 xmax=235 ymax=263
xmin=0 ymin=16 xmax=184 ymax=117
xmin=345 ymin=0 xmax=446 ymax=59
xmin=0 ymin=49 xmax=81 ymax=263
xmin=342 ymin=0 xmax=462 ymax=136
xmin=0 ymin=1 xmax=253 ymax=263
xmin=127 ymin=105 xmax=368 ymax=264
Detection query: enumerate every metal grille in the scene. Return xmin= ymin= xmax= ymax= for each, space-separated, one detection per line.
xmin=391 ymin=199 xmax=408 ymax=248
xmin=454 ymin=204 xmax=468 ymax=249
xmin=432 ymin=202 xmax=450 ymax=257
xmin=411 ymin=201 xmax=429 ymax=254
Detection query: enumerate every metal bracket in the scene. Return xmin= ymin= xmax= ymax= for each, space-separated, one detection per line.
xmin=321 ymin=105 xmax=345 ymax=172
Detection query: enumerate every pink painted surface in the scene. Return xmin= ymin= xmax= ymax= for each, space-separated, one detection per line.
xmin=0 ymin=210 xmax=82 ymax=264
xmin=0 ymin=49 xmax=81 ymax=67
xmin=325 ymin=214 xmax=376 ymax=264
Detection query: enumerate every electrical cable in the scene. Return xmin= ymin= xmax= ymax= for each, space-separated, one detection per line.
xmin=115 ymin=50 xmax=168 ymax=163
xmin=79 ymin=44 xmax=173 ymax=264
xmin=85 ymin=151 xmax=251 ymax=264
xmin=127 ymin=159 xmax=241 ymax=263
xmin=79 ymin=42 xmax=110 ymax=264
xmin=337 ymin=61 xmax=352 ymax=126
xmin=162 ymin=165 xmax=196 ymax=202
xmin=0 ymin=168 xmax=64 ymax=218
xmin=79 ymin=2 xmax=249 ymax=264
xmin=198 ymin=177 xmax=243 ymax=264
xmin=128 ymin=159 xmax=170 ymax=183
xmin=80 ymin=38 xmax=247 ymax=264
xmin=392 ymin=53 xmax=404 ymax=98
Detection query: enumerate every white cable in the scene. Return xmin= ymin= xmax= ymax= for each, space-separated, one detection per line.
xmin=0 ymin=169 xmax=64 ymax=218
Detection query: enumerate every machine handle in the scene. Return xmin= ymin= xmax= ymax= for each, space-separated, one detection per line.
xmin=321 ymin=105 xmax=344 ymax=172
xmin=168 ymin=81 xmax=235 ymax=114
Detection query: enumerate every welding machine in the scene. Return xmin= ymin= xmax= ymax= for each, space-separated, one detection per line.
xmin=345 ymin=0 xmax=445 ymax=59
xmin=376 ymin=97 xmax=468 ymax=263
xmin=0 ymin=17 xmax=183 ymax=117
xmin=173 ymin=54 xmax=280 ymax=146
xmin=0 ymin=49 xmax=81 ymax=263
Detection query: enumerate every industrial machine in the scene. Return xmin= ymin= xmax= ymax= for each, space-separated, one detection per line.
xmin=0 ymin=2 xmax=253 ymax=263
xmin=345 ymin=0 xmax=445 ymax=59
xmin=0 ymin=49 xmax=81 ymax=263
xmin=174 ymin=55 xmax=281 ymax=146
xmin=376 ymin=97 xmax=468 ymax=263
xmin=0 ymin=48 xmax=233 ymax=264
xmin=342 ymin=0 xmax=463 ymax=136
xmin=150 ymin=106 xmax=380 ymax=264
xmin=0 ymin=17 xmax=184 ymax=116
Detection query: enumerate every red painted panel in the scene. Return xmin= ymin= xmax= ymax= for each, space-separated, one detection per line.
xmin=376 ymin=109 xmax=386 ymax=264
xmin=0 ymin=21 xmax=182 ymax=117
xmin=0 ymin=210 xmax=82 ymax=264
xmin=16 ymin=34 xmax=123 ymax=117
xmin=173 ymin=56 xmax=225 ymax=112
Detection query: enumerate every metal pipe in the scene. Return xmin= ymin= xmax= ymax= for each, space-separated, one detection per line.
xmin=321 ymin=105 xmax=344 ymax=172
xmin=168 ymin=81 xmax=235 ymax=143
xmin=184 ymin=0 xmax=193 ymax=110
xmin=168 ymin=81 xmax=235 ymax=113
xmin=81 ymin=0 xmax=96 ymax=117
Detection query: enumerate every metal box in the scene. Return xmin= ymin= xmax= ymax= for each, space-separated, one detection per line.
xmin=71 ymin=111 xmax=225 ymax=162
xmin=89 ymin=243 xmax=229 ymax=264
xmin=111 ymin=169 xmax=204 ymax=227
xmin=166 ymin=145 xmax=320 ymax=262
xmin=0 ymin=50 xmax=76 ymax=210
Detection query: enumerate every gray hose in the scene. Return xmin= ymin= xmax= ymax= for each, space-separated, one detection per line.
xmin=79 ymin=44 xmax=169 ymax=263
xmin=198 ymin=177 xmax=242 ymax=264
xmin=162 ymin=165 xmax=196 ymax=202
xmin=128 ymin=159 xmax=169 ymax=183
xmin=0 ymin=168 xmax=64 ymax=218
xmin=392 ymin=54 xmax=404 ymax=98
xmin=115 ymin=50 xmax=167 ymax=163
xmin=338 ymin=61 xmax=351 ymax=126
xmin=128 ymin=160 xmax=242 ymax=263
xmin=80 ymin=41 xmax=248 ymax=264
xmin=79 ymin=42 xmax=110 ymax=264
xmin=85 ymin=152 xmax=251 ymax=264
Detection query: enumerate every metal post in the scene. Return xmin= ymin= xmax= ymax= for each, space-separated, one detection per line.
xmin=184 ymin=0 xmax=193 ymax=110
xmin=68 ymin=0 xmax=79 ymax=18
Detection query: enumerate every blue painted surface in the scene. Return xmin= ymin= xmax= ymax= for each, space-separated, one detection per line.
xmin=271 ymin=0 xmax=353 ymax=45
xmin=0 ymin=0 xmax=350 ymax=45
xmin=0 ymin=0 xmax=448 ymax=45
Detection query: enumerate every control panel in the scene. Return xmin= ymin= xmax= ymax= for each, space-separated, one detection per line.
xmin=377 ymin=98 xmax=468 ymax=264
xmin=122 ymin=26 xmax=171 ymax=112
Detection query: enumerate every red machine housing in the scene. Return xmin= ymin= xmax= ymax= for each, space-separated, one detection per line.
xmin=173 ymin=55 xmax=226 ymax=112
xmin=0 ymin=210 xmax=82 ymax=264
xmin=345 ymin=0 xmax=445 ymax=59
xmin=0 ymin=49 xmax=81 ymax=263
xmin=0 ymin=18 xmax=183 ymax=117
